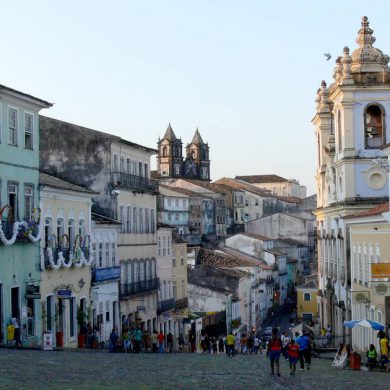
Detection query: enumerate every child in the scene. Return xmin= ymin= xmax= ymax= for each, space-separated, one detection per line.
xmin=367 ymin=344 xmax=377 ymax=370
xmin=287 ymin=339 xmax=299 ymax=376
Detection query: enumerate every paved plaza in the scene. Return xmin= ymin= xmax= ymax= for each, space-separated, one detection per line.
xmin=0 ymin=349 xmax=388 ymax=390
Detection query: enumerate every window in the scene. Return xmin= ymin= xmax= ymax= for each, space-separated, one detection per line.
xmin=120 ymin=157 xmax=124 ymax=173
xmin=175 ymin=199 xmax=179 ymax=208
xmin=364 ymin=104 xmax=385 ymax=148
xmin=68 ymin=219 xmax=75 ymax=249
xmin=172 ymin=255 xmax=176 ymax=267
xmin=175 ymin=212 xmax=179 ymax=221
xmin=57 ymin=218 xmax=64 ymax=243
xmin=24 ymin=113 xmax=33 ymax=149
xmin=78 ymin=219 xmax=85 ymax=238
xmin=113 ymin=155 xmax=118 ymax=171
xmin=167 ymin=236 xmax=171 ymax=256
xmin=139 ymin=208 xmax=143 ymax=234
xmin=8 ymin=108 xmax=17 ymax=145
xmin=126 ymin=159 xmax=131 ymax=174
xmin=168 ymin=212 xmax=172 ymax=222
xmin=168 ymin=199 xmax=172 ymax=207
xmin=126 ymin=207 xmax=131 ymax=233
xmin=304 ymin=293 xmax=311 ymax=302
xmin=24 ymin=186 xmax=33 ymax=219
xmin=44 ymin=218 xmax=52 ymax=248
xmin=158 ymin=236 xmax=161 ymax=256
xmin=181 ymin=251 xmax=184 ymax=266
xmin=119 ymin=206 xmax=124 ymax=233
xmin=139 ymin=162 xmax=143 ymax=177
xmin=105 ymin=243 xmax=110 ymax=267
xmin=111 ymin=243 xmax=116 ymax=266
xmin=163 ymin=236 xmax=166 ymax=256
xmin=151 ymin=210 xmax=155 ymax=234
xmin=8 ymin=183 xmax=18 ymax=221
xmin=133 ymin=207 xmax=138 ymax=233
xmin=337 ymin=110 xmax=342 ymax=152
xmin=145 ymin=208 xmax=149 ymax=234
xmin=98 ymin=243 xmax=103 ymax=268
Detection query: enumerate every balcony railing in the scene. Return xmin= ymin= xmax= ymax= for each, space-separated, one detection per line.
xmin=157 ymin=298 xmax=175 ymax=314
xmin=43 ymin=246 xmax=91 ymax=268
xmin=111 ymin=172 xmax=157 ymax=193
xmin=119 ymin=278 xmax=158 ymax=299
xmin=92 ymin=266 xmax=120 ymax=283
xmin=175 ymin=297 xmax=188 ymax=310
xmin=0 ymin=219 xmax=39 ymax=244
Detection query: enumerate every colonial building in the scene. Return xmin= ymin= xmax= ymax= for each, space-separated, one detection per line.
xmin=157 ymin=124 xmax=210 ymax=182
xmin=91 ymin=212 xmax=121 ymax=344
xmin=39 ymin=172 xmax=94 ymax=348
xmin=236 ymin=174 xmax=307 ymax=199
xmin=313 ymin=17 xmax=390 ymax=340
xmin=0 ymin=84 xmax=52 ymax=347
xmin=39 ymin=116 xmax=158 ymax=333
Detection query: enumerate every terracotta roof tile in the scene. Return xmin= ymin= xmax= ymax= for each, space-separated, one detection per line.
xmin=214 ymin=177 xmax=273 ymax=197
xmin=346 ymin=203 xmax=389 ymax=219
xmin=235 ymin=174 xmax=289 ymax=184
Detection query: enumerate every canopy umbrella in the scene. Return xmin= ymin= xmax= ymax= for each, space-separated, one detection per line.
xmin=343 ymin=319 xmax=384 ymax=331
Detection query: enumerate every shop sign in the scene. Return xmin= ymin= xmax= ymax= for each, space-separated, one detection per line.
xmin=371 ymin=263 xmax=390 ymax=279
xmin=26 ymin=285 xmax=40 ymax=294
xmin=57 ymin=289 xmax=72 ymax=299
xmin=136 ymin=306 xmax=146 ymax=312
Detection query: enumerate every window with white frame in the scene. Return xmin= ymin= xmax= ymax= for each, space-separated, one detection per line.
xmin=24 ymin=113 xmax=33 ymax=149
xmin=358 ymin=250 xmax=363 ymax=282
xmin=158 ymin=236 xmax=161 ymax=256
xmin=167 ymin=236 xmax=171 ymax=256
xmin=151 ymin=209 xmax=155 ymax=234
xmin=304 ymin=293 xmax=311 ymax=302
xmin=24 ymin=186 xmax=33 ymax=219
xmin=44 ymin=218 xmax=52 ymax=248
xmin=8 ymin=183 xmax=18 ymax=221
xmin=8 ymin=108 xmax=17 ymax=145
xmin=126 ymin=207 xmax=131 ymax=233
xmin=133 ymin=207 xmax=137 ymax=233
xmin=139 ymin=208 xmax=143 ymax=234
xmin=145 ymin=208 xmax=149 ymax=234
xmin=57 ymin=218 xmax=64 ymax=243
xmin=163 ymin=236 xmax=166 ymax=256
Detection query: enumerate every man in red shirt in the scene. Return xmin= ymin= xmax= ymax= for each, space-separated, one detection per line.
xmin=266 ymin=329 xmax=283 ymax=376
xmin=287 ymin=339 xmax=299 ymax=376
xmin=158 ymin=331 xmax=165 ymax=353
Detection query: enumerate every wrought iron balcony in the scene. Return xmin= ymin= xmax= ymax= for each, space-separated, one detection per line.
xmin=119 ymin=278 xmax=158 ymax=299
xmin=175 ymin=297 xmax=188 ymax=310
xmin=157 ymin=298 xmax=175 ymax=314
xmin=111 ymin=172 xmax=158 ymax=193
xmin=92 ymin=266 xmax=120 ymax=283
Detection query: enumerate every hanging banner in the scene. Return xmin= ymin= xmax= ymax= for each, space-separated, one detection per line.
xmin=371 ymin=263 xmax=390 ymax=279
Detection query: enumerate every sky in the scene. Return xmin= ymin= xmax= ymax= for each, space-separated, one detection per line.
xmin=2 ymin=1 xmax=390 ymax=195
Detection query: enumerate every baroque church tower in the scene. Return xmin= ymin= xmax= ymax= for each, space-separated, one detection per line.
xmin=157 ymin=125 xmax=210 ymax=181
xmin=313 ymin=17 xmax=390 ymax=340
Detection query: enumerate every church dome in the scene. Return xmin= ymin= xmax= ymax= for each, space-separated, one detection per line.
xmin=350 ymin=16 xmax=390 ymax=83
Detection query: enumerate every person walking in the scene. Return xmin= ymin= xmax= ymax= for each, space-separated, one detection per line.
xmin=367 ymin=344 xmax=377 ymax=370
xmin=178 ymin=334 xmax=184 ymax=353
xmin=7 ymin=321 xmax=15 ymax=346
xmin=133 ymin=327 xmax=143 ymax=353
xmin=240 ymin=334 xmax=248 ymax=355
xmin=158 ymin=330 xmax=165 ymax=353
xmin=281 ymin=331 xmax=290 ymax=360
xmin=287 ymin=339 xmax=299 ymax=376
xmin=123 ymin=327 xmax=130 ymax=353
xmin=267 ymin=329 xmax=282 ymax=376
xmin=109 ymin=328 xmax=118 ymax=353
xmin=226 ymin=332 xmax=235 ymax=357
xmin=12 ymin=319 xmax=22 ymax=348
xmin=143 ymin=330 xmax=151 ymax=352
xmin=296 ymin=331 xmax=311 ymax=370
xmin=218 ymin=336 xmax=224 ymax=354
xmin=167 ymin=332 xmax=174 ymax=353
xmin=253 ymin=335 xmax=260 ymax=355
xmin=151 ymin=330 xmax=158 ymax=353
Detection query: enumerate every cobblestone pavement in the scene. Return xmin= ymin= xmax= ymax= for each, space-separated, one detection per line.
xmin=0 ymin=349 xmax=388 ymax=390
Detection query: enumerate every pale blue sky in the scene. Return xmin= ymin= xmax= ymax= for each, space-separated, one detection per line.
xmin=2 ymin=1 xmax=390 ymax=194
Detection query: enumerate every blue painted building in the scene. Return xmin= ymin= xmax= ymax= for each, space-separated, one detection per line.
xmin=0 ymin=84 xmax=52 ymax=346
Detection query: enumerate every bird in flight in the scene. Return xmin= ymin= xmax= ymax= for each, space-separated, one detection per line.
xmin=324 ymin=53 xmax=331 ymax=61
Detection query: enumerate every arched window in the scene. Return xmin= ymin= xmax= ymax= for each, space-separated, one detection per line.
xmin=151 ymin=258 xmax=156 ymax=279
xmin=145 ymin=259 xmax=150 ymax=280
xmin=133 ymin=260 xmax=139 ymax=283
xmin=364 ymin=104 xmax=385 ymax=148
xmin=139 ymin=208 xmax=143 ymax=234
xmin=127 ymin=260 xmax=132 ymax=284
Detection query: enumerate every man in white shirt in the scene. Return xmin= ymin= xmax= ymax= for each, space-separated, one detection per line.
xmin=281 ymin=331 xmax=290 ymax=360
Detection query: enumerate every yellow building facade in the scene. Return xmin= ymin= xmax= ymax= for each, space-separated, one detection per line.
xmin=297 ymin=280 xmax=318 ymax=322
xmin=39 ymin=173 xmax=94 ymax=348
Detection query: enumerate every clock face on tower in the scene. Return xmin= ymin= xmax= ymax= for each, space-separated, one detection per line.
xmin=183 ymin=157 xmax=198 ymax=178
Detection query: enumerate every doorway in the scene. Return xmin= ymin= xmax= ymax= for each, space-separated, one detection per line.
xmin=11 ymin=287 xmax=20 ymax=321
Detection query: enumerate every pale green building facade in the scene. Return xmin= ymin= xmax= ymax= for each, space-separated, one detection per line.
xmin=0 ymin=84 xmax=51 ymax=346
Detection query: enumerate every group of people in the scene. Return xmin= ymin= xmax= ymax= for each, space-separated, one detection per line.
xmin=266 ymin=328 xmax=313 ymax=377
xmin=6 ymin=318 xmax=22 ymax=348
xmin=366 ymin=330 xmax=390 ymax=370
xmin=108 ymin=327 xmax=188 ymax=354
